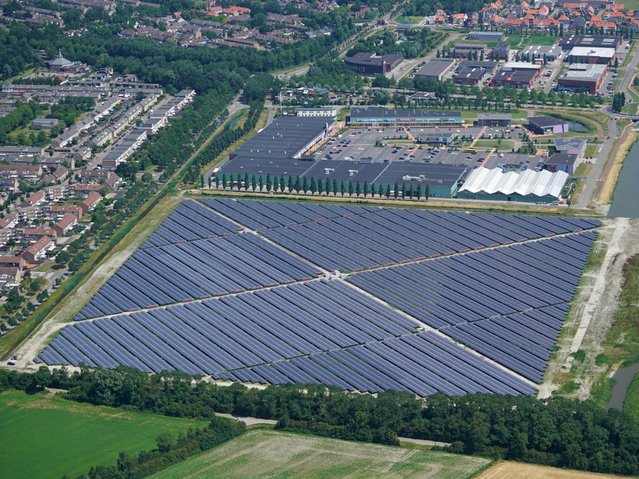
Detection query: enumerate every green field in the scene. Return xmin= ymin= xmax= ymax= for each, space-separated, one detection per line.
xmin=508 ymin=33 xmax=558 ymax=48
xmin=0 ymin=391 xmax=208 ymax=479
xmin=148 ymin=429 xmax=491 ymax=479
xmin=396 ymin=16 xmax=423 ymax=24
xmin=473 ymin=139 xmax=515 ymax=150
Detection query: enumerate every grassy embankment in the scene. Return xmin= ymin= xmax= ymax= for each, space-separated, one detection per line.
xmin=589 ymin=254 xmax=639 ymax=407
xmin=0 ymin=390 xmax=208 ymax=479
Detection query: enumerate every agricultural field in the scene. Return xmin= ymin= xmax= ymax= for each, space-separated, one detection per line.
xmin=0 ymin=390 xmax=207 ymax=479
xmin=477 ymin=461 xmax=631 ymax=479
xmin=148 ymin=429 xmax=492 ymax=479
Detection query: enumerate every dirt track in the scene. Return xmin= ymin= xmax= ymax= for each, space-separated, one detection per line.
xmin=540 ymin=217 xmax=639 ymax=400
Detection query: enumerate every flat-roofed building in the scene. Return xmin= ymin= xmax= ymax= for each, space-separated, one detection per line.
xmin=453 ymin=43 xmax=488 ymax=59
xmin=474 ymin=113 xmax=512 ymax=127
xmin=520 ymin=45 xmax=562 ymax=62
xmin=344 ymin=52 xmax=404 ymax=75
xmin=348 ymin=108 xmax=462 ymax=127
xmin=415 ymin=59 xmax=455 ymax=81
xmin=527 ymin=116 xmax=570 ymax=135
xmin=490 ymin=66 xmax=540 ymax=88
xmin=568 ymin=46 xmax=616 ymax=65
xmin=558 ymin=64 xmax=607 ymax=94
xmin=544 ymin=153 xmax=578 ymax=175
xmin=559 ymin=35 xmax=620 ymax=51
xmin=452 ymin=61 xmax=497 ymax=85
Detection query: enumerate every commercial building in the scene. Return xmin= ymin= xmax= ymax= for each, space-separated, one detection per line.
xmin=229 ymin=116 xmax=335 ymax=163
xmin=559 ymin=35 xmax=621 ymax=51
xmin=474 ymin=114 xmax=512 ymax=127
xmin=490 ymin=64 xmax=541 ymax=89
xmin=414 ymin=59 xmax=455 ymax=81
xmin=557 ymin=64 xmax=607 ymax=94
xmin=527 ymin=116 xmax=570 ymax=135
xmin=457 ymin=166 xmax=569 ymax=203
xmin=520 ymin=45 xmax=562 ymax=62
xmin=567 ymin=47 xmax=616 ymax=65
xmin=490 ymin=43 xmax=510 ymax=61
xmin=348 ymin=108 xmax=462 ymax=127
xmin=453 ymin=44 xmax=488 ymax=59
xmin=465 ymin=31 xmax=506 ymax=42
xmin=294 ymin=107 xmax=339 ymax=118
xmin=554 ymin=138 xmax=587 ymax=158
xmin=452 ymin=61 xmax=497 ymax=85
xmin=344 ymin=52 xmax=404 ymax=75
xmin=544 ymin=153 xmax=578 ymax=175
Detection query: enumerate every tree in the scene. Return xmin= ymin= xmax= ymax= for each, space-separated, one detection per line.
xmin=156 ymin=433 xmax=174 ymax=453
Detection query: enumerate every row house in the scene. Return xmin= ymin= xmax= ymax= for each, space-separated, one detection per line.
xmin=54 ymin=214 xmax=78 ymax=237
xmin=22 ymin=236 xmax=55 ymax=264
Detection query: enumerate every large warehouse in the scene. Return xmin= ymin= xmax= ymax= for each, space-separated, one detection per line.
xmin=348 ymin=108 xmax=462 ymax=127
xmin=229 ymin=116 xmax=335 ymax=162
xmin=457 ymin=166 xmax=569 ymax=203
xmin=220 ymin=158 xmax=467 ymax=198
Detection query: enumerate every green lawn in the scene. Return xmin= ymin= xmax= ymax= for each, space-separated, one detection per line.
xmin=617 ymin=0 xmax=639 ymax=10
xmin=396 ymin=16 xmax=423 ymax=24
xmin=473 ymin=139 xmax=515 ymax=150
xmin=148 ymin=429 xmax=491 ymax=479
xmin=0 ymin=390 xmax=208 ymax=479
xmin=584 ymin=144 xmax=599 ymax=159
xmin=624 ymin=370 xmax=639 ymax=421
xmin=507 ymin=33 xmax=558 ymax=48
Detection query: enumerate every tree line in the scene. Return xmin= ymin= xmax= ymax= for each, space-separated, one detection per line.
xmin=63 ymin=417 xmax=245 ymax=479
xmin=2 ymin=366 xmax=638 ymax=476
xmin=215 ymin=173 xmax=431 ymax=201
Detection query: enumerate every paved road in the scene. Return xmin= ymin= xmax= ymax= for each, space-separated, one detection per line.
xmin=392 ymin=32 xmax=462 ymax=82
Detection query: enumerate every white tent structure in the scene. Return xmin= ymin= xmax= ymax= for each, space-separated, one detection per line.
xmin=458 ymin=167 xmax=569 ymax=203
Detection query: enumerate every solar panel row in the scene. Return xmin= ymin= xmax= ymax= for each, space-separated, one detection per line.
xmin=204 ymin=198 xmax=600 ymax=272
xmin=143 ymin=200 xmax=240 ymax=248
xmin=41 ymin=199 xmax=600 ymax=397
xmin=75 ymin=233 xmax=321 ymax=320
xmin=40 ymin=281 xmax=535 ymax=396
xmin=347 ymin=231 xmax=595 ymax=382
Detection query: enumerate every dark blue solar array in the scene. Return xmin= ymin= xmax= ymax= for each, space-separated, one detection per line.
xmin=39 ymin=280 xmax=534 ymax=396
xmin=143 ymin=199 xmax=241 ymax=248
xmin=347 ymin=231 xmax=597 ymax=382
xmin=74 ymin=232 xmax=321 ymax=320
xmin=39 ymin=199 xmax=602 ymax=397
xmin=203 ymin=198 xmax=601 ymax=272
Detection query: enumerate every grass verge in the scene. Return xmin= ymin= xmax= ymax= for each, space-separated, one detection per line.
xmin=623 ymin=371 xmax=639 ymax=421
xmin=0 ymin=390 xmax=207 ymax=479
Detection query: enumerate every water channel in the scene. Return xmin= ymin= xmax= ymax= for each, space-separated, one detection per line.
xmin=608 ymin=139 xmax=639 ymax=218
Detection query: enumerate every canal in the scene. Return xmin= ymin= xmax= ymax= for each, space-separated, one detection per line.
xmin=607 ymin=363 xmax=639 ymax=411
xmin=609 ymin=139 xmax=639 ymax=218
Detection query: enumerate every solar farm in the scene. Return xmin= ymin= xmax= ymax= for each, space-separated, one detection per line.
xmin=36 ymin=198 xmax=601 ymax=397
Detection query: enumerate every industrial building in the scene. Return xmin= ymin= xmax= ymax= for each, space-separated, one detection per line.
xmin=474 ymin=113 xmax=512 ymax=127
xmin=465 ymin=31 xmax=506 ymax=42
xmin=219 ymin=158 xmax=467 ymax=198
xmin=452 ymin=61 xmax=497 ymax=85
xmin=457 ymin=166 xmax=569 ymax=203
xmin=453 ymin=44 xmax=488 ymax=59
xmin=519 ymin=45 xmax=562 ymax=62
xmin=527 ymin=116 xmax=570 ymax=135
xmin=415 ymin=59 xmax=455 ymax=81
xmin=559 ymin=35 xmax=620 ymax=51
xmin=567 ymin=46 xmax=616 ymax=65
xmin=554 ymin=138 xmax=587 ymax=158
xmin=293 ymin=107 xmax=339 ymax=117
xmin=557 ymin=64 xmax=607 ymax=94
xmin=344 ymin=52 xmax=404 ymax=75
xmin=229 ymin=116 xmax=335 ymax=162
xmin=348 ymin=108 xmax=462 ymax=127
xmin=490 ymin=63 xmax=541 ymax=89
xmin=544 ymin=153 xmax=578 ymax=175
xmin=490 ymin=43 xmax=510 ymax=61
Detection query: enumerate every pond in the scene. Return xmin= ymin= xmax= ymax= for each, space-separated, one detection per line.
xmin=608 ymin=139 xmax=639 ymax=218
